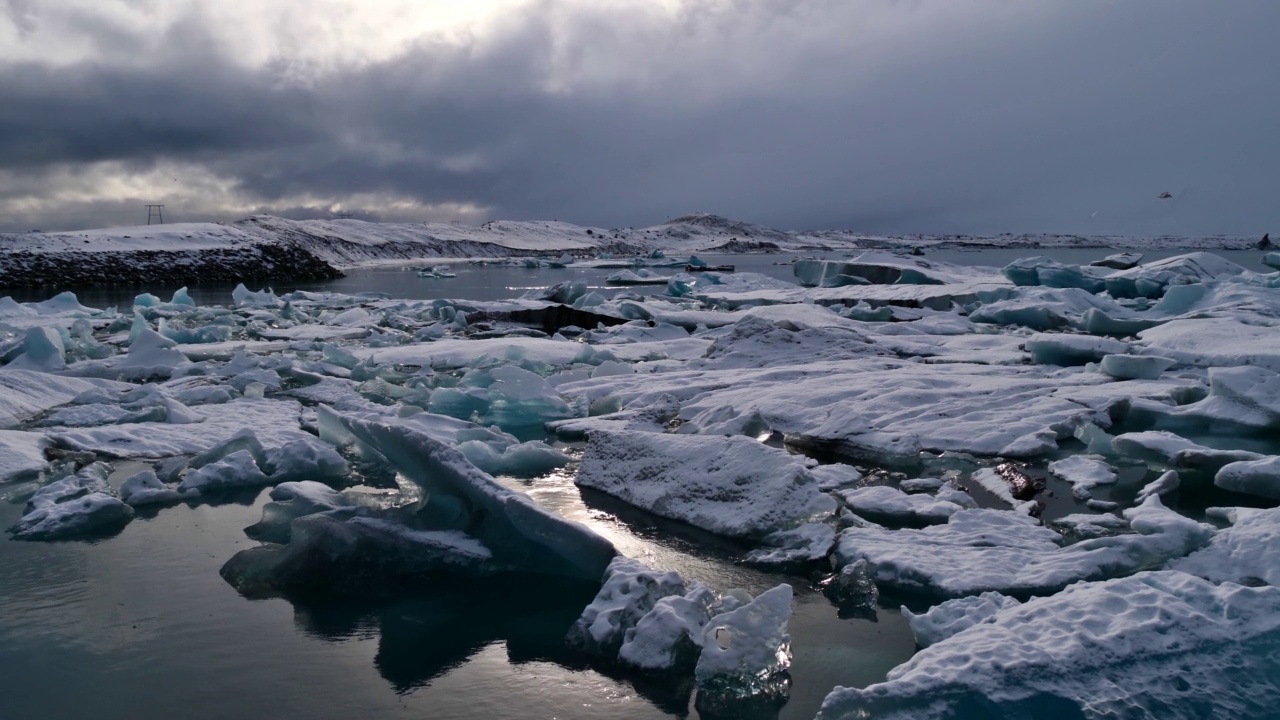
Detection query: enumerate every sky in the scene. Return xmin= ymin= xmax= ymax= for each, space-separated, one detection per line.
xmin=1 ymin=0 xmax=1277 ymax=236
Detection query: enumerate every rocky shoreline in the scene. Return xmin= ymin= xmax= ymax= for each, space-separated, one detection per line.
xmin=0 ymin=242 xmax=343 ymax=288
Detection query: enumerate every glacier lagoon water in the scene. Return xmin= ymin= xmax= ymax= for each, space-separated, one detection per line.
xmin=2 ymin=245 xmax=1276 ymax=719
xmin=0 ymin=461 xmax=915 ymax=720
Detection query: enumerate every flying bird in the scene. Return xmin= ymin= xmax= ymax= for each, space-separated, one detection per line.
xmin=1158 ymin=192 xmax=1173 ymax=199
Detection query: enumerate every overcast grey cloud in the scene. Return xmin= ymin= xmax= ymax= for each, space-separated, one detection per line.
xmin=1 ymin=0 xmax=1276 ymax=234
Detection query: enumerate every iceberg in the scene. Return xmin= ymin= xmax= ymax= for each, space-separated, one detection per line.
xmin=220 ymin=512 xmax=494 ymax=597
xmin=821 ymin=558 xmax=880 ymax=618
xmin=1002 ymin=256 xmax=1106 ymax=293
xmin=1023 ymin=333 xmax=1129 ymax=366
xmin=1104 ymin=252 xmax=1247 ymax=298
xmin=618 ymin=582 xmax=719 ymax=673
xmin=744 ymin=523 xmax=836 ymax=565
xmin=119 ymin=468 xmax=187 ymax=506
xmin=1098 ymin=352 xmax=1174 ymax=380
xmin=1111 ymin=430 xmax=1263 ymax=474
xmin=178 ymin=449 xmax=270 ymax=493
xmin=244 ymin=480 xmax=359 ymax=542
xmin=5 ymin=326 xmax=67 ymax=371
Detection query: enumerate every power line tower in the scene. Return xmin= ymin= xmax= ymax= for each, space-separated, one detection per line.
xmin=146 ymin=204 xmax=165 ymax=225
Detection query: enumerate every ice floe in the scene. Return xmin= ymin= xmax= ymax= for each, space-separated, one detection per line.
xmin=576 ymin=430 xmax=836 ymax=538
xmin=834 ymin=495 xmax=1214 ymax=597
xmin=817 ymin=571 xmax=1280 ymax=719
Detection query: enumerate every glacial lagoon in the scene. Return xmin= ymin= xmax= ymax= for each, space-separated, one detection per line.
xmin=3 ymin=247 xmax=1279 ymax=720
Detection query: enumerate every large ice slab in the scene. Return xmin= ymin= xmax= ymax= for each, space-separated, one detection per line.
xmin=576 ymin=429 xmax=836 ymax=538
xmin=48 ymin=398 xmax=311 ymax=459
xmin=817 ymin=571 xmax=1280 ymax=720
xmin=1135 ymin=318 xmax=1280 ymax=372
xmin=1112 ymin=430 xmax=1263 ymax=474
xmin=1047 ymin=454 xmax=1117 ymax=500
xmin=559 ymin=358 xmax=1202 ymax=462
xmin=0 ymin=368 xmax=128 ymax=425
xmin=1104 ymin=252 xmax=1248 ymax=298
xmin=837 ymin=485 xmax=964 ymax=526
xmin=834 ymin=496 xmax=1214 ymax=598
xmin=1126 ymin=365 xmax=1280 ymax=433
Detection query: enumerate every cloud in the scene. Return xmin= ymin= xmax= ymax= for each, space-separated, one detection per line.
xmin=1 ymin=0 xmax=1277 ymax=235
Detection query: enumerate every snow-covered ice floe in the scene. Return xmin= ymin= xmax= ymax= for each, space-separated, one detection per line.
xmin=817 ymin=571 xmax=1280 ymax=720
xmin=833 ymin=496 xmax=1214 ymax=598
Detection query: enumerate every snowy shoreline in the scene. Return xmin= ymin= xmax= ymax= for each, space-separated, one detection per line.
xmin=2 ymin=212 xmax=1268 ymax=288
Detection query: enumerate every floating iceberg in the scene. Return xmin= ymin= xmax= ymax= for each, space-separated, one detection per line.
xmin=324 ymin=410 xmax=616 ymax=581
xmin=10 ymin=463 xmax=134 ymax=540
xmin=119 ymin=469 xmax=187 ymax=506
xmin=618 ymin=582 xmax=718 ymax=673
xmin=1046 ymin=454 xmax=1117 ymax=500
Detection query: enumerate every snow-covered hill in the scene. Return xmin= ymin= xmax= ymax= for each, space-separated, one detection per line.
xmin=0 ymin=212 xmax=1267 ymax=287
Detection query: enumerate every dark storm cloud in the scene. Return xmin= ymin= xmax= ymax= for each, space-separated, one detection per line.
xmin=2 ymin=0 xmax=1278 ymax=234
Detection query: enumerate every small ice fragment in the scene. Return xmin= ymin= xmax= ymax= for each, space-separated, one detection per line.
xmin=694 ymin=584 xmax=793 ymax=712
